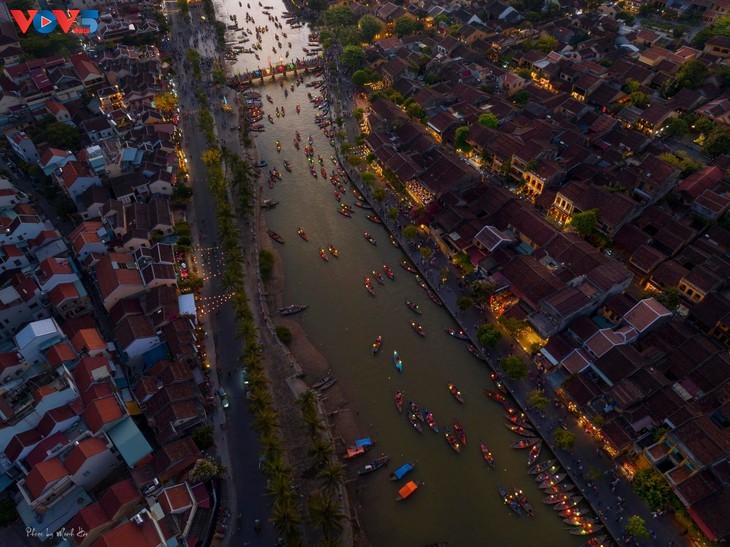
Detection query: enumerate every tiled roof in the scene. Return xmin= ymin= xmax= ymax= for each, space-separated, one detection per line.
xmin=99 ymin=478 xmax=140 ymax=520
xmin=37 ymin=404 xmax=77 ymax=437
xmin=67 ymin=502 xmax=111 ymax=537
xmin=159 ymin=484 xmax=193 ymax=515
xmin=24 ymin=431 xmax=69 ymax=468
xmin=83 ymin=396 xmax=124 ymax=433
xmin=65 ymin=437 xmax=108 ymax=474
xmin=25 ymin=458 xmax=68 ymax=499
xmin=624 ymin=298 xmax=672 ymax=333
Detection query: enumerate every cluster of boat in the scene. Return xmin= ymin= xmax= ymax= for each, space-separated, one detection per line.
xmin=224 ymin=3 xmax=303 ymax=63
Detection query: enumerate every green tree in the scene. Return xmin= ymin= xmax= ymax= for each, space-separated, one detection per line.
xmin=192 ymin=426 xmax=214 ymax=450
xmin=177 ymin=0 xmax=189 ymax=16
xmin=453 ymin=252 xmax=475 ymax=275
xmin=373 ymin=186 xmax=386 ymax=201
xmin=353 ymin=107 xmax=365 ymax=121
xmin=527 ymin=389 xmax=549 ymax=410
xmin=704 ymin=126 xmax=730 ymax=157
xmin=358 ymin=15 xmax=382 ymax=42
xmin=622 ymin=78 xmax=641 ymax=94
xmin=20 ymin=31 xmax=80 ymax=59
xmin=321 ymin=5 xmax=356 ymax=26
xmin=419 ymin=245 xmax=432 ymax=259
xmin=672 ymin=59 xmax=709 ymax=93
xmin=154 ymin=91 xmax=179 ymax=116
xmin=535 ymin=34 xmax=558 ymax=52
xmin=388 ymin=207 xmax=399 ymax=220
xmin=553 ymin=428 xmax=576 ymax=450
xmin=454 ymin=126 xmax=471 ymax=152
xmin=627 ymin=92 xmax=649 ymax=109
xmin=405 ymin=102 xmax=426 ymax=121
xmin=457 ymin=296 xmax=473 ymax=311
xmin=395 ymin=16 xmax=424 ymax=37
xmin=275 ymin=326 xmax=292 ymax=345
xmin=259 ymin=249 xmax=275 ymax=281
xmin=44 ymin=122 xmax=82 ymax=150
xmin=632 ymin=468 xmax=675 ymax=510
xmin=625 ymin=515 xmax=650 ymax=539
xmin=361 ymin=171 xmax=376 ymax=184
xmin=662 ymin=116 xmax=689 ymax=138
xmin=317 ymin=462 xmax=345 ymax=493
xmin=341 ymin=45 xmax=366 ymax=72
xmin=308 ymin=491 xmax=345 ymax=536
xmin=499 ymin=316 xmax=528 ymax=336
xmin=403 ymin=224 xmax=418 ymax=239
xmin=658 ymin=151 xmax=701 ymax=177
xmin=569 ymin=209 xmax=598 ymax=237
xmin=477 ymin=324 xmax=502 ymax=347
xmin=189 ymin=457 xmax=226 ymax=482
xmin=478 ymin=113 xmax=499 ymax=128
xmin=347 ymin=155 xmax=363 ymax=167
xmin=500 ymin=355 xmax=528 ymax=380
xmin=513 ymin=89 xmax=529 ymax=107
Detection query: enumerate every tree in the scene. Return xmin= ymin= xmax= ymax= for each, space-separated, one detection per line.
xmin=44 ymin=122 xmax=82 ymax=150
xmin=454 ymin=126 xmax=471 ymax=153
xmin=658 ymin=151 xmax=701 ymax=177
xmin=405 ymin=102 xmax=426 ymax=121
xmin=353 ymin=108 xmax=365 ymax=121
xmin=457 ymin=296 xmax=473 ymax=311
xmin=625 ymin=515 xmax=650 ymax=539
xmin=403 ymin=224 xmax=418 ymax=239
xmin=192 ymin=426 xmax=214 ymax=450
xmin=499 ymin=316 xmax=528 ymax=336
xmin=632 ymin=468 xmax=675 ymax=510
xmin=535 ymin=34 xmax=558 ymax=53
xmin=341 ymin=45 xmax=365 ymax=72
xmin=259 ymin=249 xmax=275 ymax=281
xmin=672 ymin=59 xmax=709 ymax=93
xmin=361 ymin=171 xmax=376 ymax=184
xmin=308 ymin=491 xmax=345 ymax=536
xmin=388 ymin=207 xmax=399 ymax=220
xmin=622 ymin=79 xmax=641 ymax=94
xmin=419 ymin=245 xmax=432 ymax=259
xmin=662 ymin=116 xmax=689 ymax=138
xmin=513 ymin=89 xmax=529 ymax=107
xmin=704 ymin=126 xmax=730 ymax=157
xmin=569 ymin=208 xmax=598 ymax=237
xmin=321 ymin=5 xmax=356 ymax=26
xmin=154 ymin=91 xmax=179 ymax=116
xmin=553 ymin=428 xmax=576 ymax=450
xmin=500 ymin=355 xmax=528 ymax=380
xmin=358 ymin=15 xmax=382 ymax=42
xmin=527 ymin=389 xmax=549 ymax=410
xmin=275 ymin=326 xmax=292 ymax=345
xmin=20 ymin=31 xmax=80 ymax=59
xmin=177 ymin=0 xmax=189 ymax=16
xmin=478 ymin=113 xmax=499 ymax=129
xmin=347 ymin=155 xmax=363 ymax=167
xmin=189 ymin=457 xmax=226 ymax=482
xmin=453 ymin=252 xmax=475 ymax=275
xmin=317 ymin=462 xmax=345 ymax=492
xmin=477 ymin=324 xmax=502 ymax=347
xmin=395 ymin=16 xmax=424 ymax=37
xmin=373 ymin=187 xmax=386 ymax=201
xmin=627 ymin=92 xmax=649 ymax=109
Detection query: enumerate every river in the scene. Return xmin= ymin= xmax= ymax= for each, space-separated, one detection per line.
xmin=219 ymin=1 xmax=586 ymax=545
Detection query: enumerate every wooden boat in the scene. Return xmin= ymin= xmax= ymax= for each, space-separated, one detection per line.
xmin=279 ymin=304 xmax=308 ymax=316
xmin=344 ymin=437 xmax=375 ymax=459
xmin=297 ymin=228 xmax=308 ymax=241
xmin=554 ymin=496 xmax=583 ymax=510
xmin=569 ymin=524 xmax=604 ymax=536
xmin=512 ymin=438 xmax=540 ymax=449
xmin=506 ymin=413 xmax=533 ymax=429
xmin=428 ymin=291 xmax=444 ymax=306
xmin=294 ymin=140 xmax=300 ymax=149
xmin=498 ymin=484 xmax=521 ymax=516
xmin=364 ymin=277 xmax=375 ymax=296
xmin=394 ymin=390 xmax=403 ymax=413
xmin=484 ymin=389 xmax=507 ymax=404
xmin=544 ymin=493 xmax=571 ymax=505
xmin=539 ymin=474 xmax=568 ymax=490
xmin=268 ymin=114 xmax=274 ymax=124
xmin=363 ymin=232 xmax=377 ymax=245
xmin=543 ymin=483 xmax=576 ymax=495
xmin=261 ymin=199 xmax=279 ymax=209
xmin=396 ymin=480 xmax=419 ymax=501
xmin=366 ymin=214 xmax=382 ymax=223
xmin=296 ymin=104 xmax=301 ymax=113
xmin=448 ymin=382 xmax=464 ymax=404
xmin=327 ymin=245 xmax=339 ymax=257
xmin=321 ymin=168 xmax=327 ymax=178
xmin=560 ymin=506 xmax=589 ymax=518
xmin=505 ymin=423 xmax=533 ymax=437
xmin=358 ymin=454 xmax=390 ymax=475
xmin=514 ymin=487 xmax=535 ymax=517
xmin=275 ymin=140 xmax=281 ymax=152
xmin=383 ymin=264 xmax=395 ymax=279
xmin=407 ymin=411 xmax=422 ymax=433
xmin=581 ymin=535 xmax=608 ymax=547
xmin=283 ymin=160 xmax=292 ymax=172
xmin=416 ymin=276 xmax=429 ymax=291
xmin=422 ymin=408 xmax=438 ymax=432
xmin=271 ymin=169 xmax=282 ymax=180
xmin=390 ymin=234 xmax=400 ymax=248
xmin=338 ymin=208 xmax=351 ymax=218
xmin=372 ymin=271 xmax=385 ymax=284
xmin=480 ymin=442 xmax=495 ymax=468
xmin=411 ymin=321 xmax=425 ymax=336
xmin=444 ymin=429 xmax=461 ymax=453
xmin=564 ymin=516 xmax=599 ymax=527
xmin=295 ymin=130 xmax=301 ymax=141
xmin=467 ymin=344 xmax=486 ymax=360
xmin=353 ymin=201 xmax=371 ymax=209
xmin=393 ymin=351 xmax=403 ymax=373
xmin=405 ymin=299 xmax=421 ymax=314
xmin=390 ymin=462 xmax=415 ymax=481
xmin=492 ymin=374 xmax=507 ymax=394
xmin=445 ymin=328 xmax=469 ymax=340
xmin=372 ymin=336 xmax=382 ymax=355
xmin=453 ymin=420 xmax=466 ymax=446
xmin=400 ymin=260 xmax=417 ymax=273
xmin=267 ymin=230 xmax=284 ymax=244
xmin=319 ymin=249 xmax=328 ymax=262
xmin=529 ymin=460 xmax=557 ymax=475
xmin=527 ymin=443 xmax=542 ymax=466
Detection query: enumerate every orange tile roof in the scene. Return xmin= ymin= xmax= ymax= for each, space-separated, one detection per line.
xmin=67 ymin=502 xmax=111 ymax=536
xmin=93 ymin=253 xmax=143 ymax=304
xmin=38 ymin=257 xmax=73 ymax=277
xmin=33 ymin=385 xmax=57 ymax=405
xmin=99 ymin=479 xmax=140 ymax=520
xmin=71 ymin=327 xmax=106 ymax=354
xmin=91 ymin=520 xmax=158 ymax=547
xmin=25 ymin=458 xmax=68 ymax=499
xmin=65 ymin=437 xmax=108 ymax=475
xmin=73 ymin=356 xmax=110 ymax=395
xmin=48 ymin=283 xmax=80 ymax=306
xmin=83 ymin=396 xmax=123 ymax=433
xmin=45 ymin=342 xmax=77 ymax=367
xmin=159 ymin=484 xmax=193 ymax=515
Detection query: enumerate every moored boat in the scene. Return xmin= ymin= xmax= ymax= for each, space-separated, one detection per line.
xmin=297 ymin=228 xmax=308 ymax=241
xmin=319 ymin=248 xmax=328 ymax=262
xmin=514 ymin=487 xmax=535 ymax=517
xmin=343 ymin=437 xmax=375 ymax=459
xmin=581 ymin=535 xmax=608 ymax=547
xmin=484 ymin=389 xmax=507 ymax=404
xmin=366 ymin=214 xmax=382 ymax=223
xmin=275 ymin=140 xmax=281 ymax=152
xmin=338 ymin=208 xmax=351 ymax=218
xmin=505 ymin=423 xmax=533 ymax=436
xmin=358 ymin=454 xmax=390 ymax=475
xmin=372 ymin=271 xmax=385 ymax=284
xmin=327 ymin=245 xmax=339 ymax=257
xmin=422 ymin=409 xmax=438 ymax=432
xmin=506 ymin=413 xmax=533 ymax=429
xmin=498 ymin=484 xmax=522 ymax=516
xmin=445 ymin=328 xmax=469 ymax=340
xmin=404 ymin=300 xmax=421 ymax=316
xmin=396 ymin=480 xmax=419 ymax=501
xmin=527 ymin=443 xmax=542 ymax=466
xmin=410 ymin=321 xmax=425 ymax=336
xmin=529 ymin=460 xmax=557 ymax=475
xmin=569 ymin=524 xmax=604 ymax=536
xmin=407 ymin=410 xmax=422 ymax=433
xmin=543 ymin=483 xmax=576 ymax=495
xmin=453 ymin=420 xmax=466 ymax=446
xmin=283 ymin=160 xmax=292 ymax=171
xmin=444 ymin=429 xmax=461 ymax=453
xmin=383 ymin=264 xmax=395 ymax=279
xmin=394 ymin=390 xmax=403 ymax=413
xmin=363 ymin=232 xmax=377 ymax=245
xmin=364 ymin=277 xmax=375 ymax=296
xmin=390 ymin=234 xmax=400 ymax=247
xmin=279 ymin=304 xmax=308 ymax=316
xmin=467 ymin=344 xmax=486 ymax=360
xmin=428 ymin=291 xmax=444 ymax=306
xmin=393 ymin=351 xmax=403 ymax=373
xmin=390 ymin=462 xmax=415 ymax=481
xmin=480 ymin=442 xmax=495 ymax=468
xmin=267 ymin=230 xmax=284 ymax=244
xmin=539 ymin=474 xmax=567 ymax=490
xmin=448 ymin=382 xmax=465 ymax=404
xmin=372 ymin=335 xmax=382 ymax=355
xmin=512 ymin=438 xmax=540 ymax=449
xmin=400 ymin=260 xmax=417 ymax=273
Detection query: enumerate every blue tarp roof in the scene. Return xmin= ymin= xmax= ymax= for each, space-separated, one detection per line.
xmin=392 ymin=463 xmax=414 ymax=480
xmin=107 ymin=416 xmax=153 ymax=467
xmin=355 ymin=438 xmax=373 ymax=448
xmin=143 ymin=343 xmax=170 ymax=371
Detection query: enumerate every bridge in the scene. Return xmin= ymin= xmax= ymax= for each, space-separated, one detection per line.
xmin=227 ymin=57 xmax=322 ymax=88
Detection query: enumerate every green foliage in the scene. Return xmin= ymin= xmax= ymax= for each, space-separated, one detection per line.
xmin=658 ymin=151 xmax=701 ymax=177
xmin=361 ymin=171 xmax=377 ymax=184
xmin=477 ymin=324 xmax=502 ymax=348
xmin=29 ymin=120 xmax=81 ymax=150
xmin=627 ymin=92 xmax=649 ymax=109
xmin=478 ymin=113 xmax=499 ymax=129
xmin=275 ymin=326 xmax=293 ymax=345
xmin=419 ymin=245 xmax=432 ymax=259
xmin=694 ymin=16 xmax=730 ymax=48
xmin=347 ymin=155 xmax=362 ymax=167
xmin=500 ymin=355 xmax=528 ymax=380
xmin=388 ymin=207 xmax=399 ymax=220
xmin=454 ymin=126 xmax=471 ymax=152
xmin=177 ymin=0 xmax=189 ymax=16
xmin=513 ymin=89 xmax=529 ymax=107
xmin=667 ymin=59 xmax=708 ymax=96
xmin=20 ymin=30 xmax=81 ymax=59
xmin=457 ymin=296 xmax=473 ymax=311
xmin=552 ymin=428 xmax=576 ymax=450
xmin=703 ymin=126 xmax=730 ymax=157
xmin=662 ymin=116 xmax=689 ymax=138
xmin=405 ymin=102 xmax=426 ymax=121
xmin=403 ymin=224 xmax=418 ymax=239
xmin=423 ymin=72 xmax=440 ymax=85
xmin=569 ymin=208 xmax=598 ymax=237
xmin=189 ymin=457 xmax=226 ymax=482
xmin=527 ymin=389 xmax=549 ymax=410
xmin=453 ymin=252 xmax=475 ymax=275
xmin=622 ymin=79 xmax=641 ymax=94
xmin=373 ymin=186 xmax=386 ymax=201
xmin=308 ymin=491 xmax=345 ymax=536
xmin=632 ymin=468 xmax=675 ymax=510
xmin=192 ymin=426 xmax=214 ymax=450
xmin=395 ymin=16 xmax=424 ymax=37
xmin=154 ymin=92 xmax=179 ymax=115
xmin=625 ymin=515 xmax=650 ymax=539
xmin=321 ymin=6 xmax=356 ymax=26
xmin=499 ymin=316 xmax=528 ymax=335
xmin=352 ymin=68 xmax=380 ymax=87
xmin=358 ymin=15 xmax=382 ymax=42
xmin=259 ymin=249 xmax=275 ymax=281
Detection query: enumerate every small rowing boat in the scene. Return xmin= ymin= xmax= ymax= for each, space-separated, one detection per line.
xmin=498 ymin=484 xmax=521 ymax=516
xmin=505 ymin=423 xmax=533 ymax=437
xmin=364 ymin=277 xmax=375 ymax=296
xmin=514 ymin=487 xmax=535 ymax=517
xmin=411 ymin=321 xmax=425 ymax=336
xmin=512 ymin=438 xmax=540 ymax=449
xmin=383 ymin=264 xmax=395 ymax=279
xmin=319 ymin=248 xmax=328 ymax=262
xmin=407 ymin=410 xmax=422 ymax=433
xmin=372 ymin=335 xmax=382 ymax=355
xmin=338 ymin=208 xmax=351 ymax=218
xmin=505 ymin=413 xmax=533 ymax=429
xmin=283 ymin=160 xmax=292 ymax=171
xmin=480 ymin=442 xmax=495 ymax=468
xmin=484 ymin=389 xmax=507 ymax=404
xmin=327 ymin=245 xmax=339 ymax=257
xmin=529 ymin=460 xmax=557 ymax=475
xmin=393 ymin=351 xmax=403 ymax=373
xmin=569 ymin=524 xmax=604 ymax=536
xmin=448 ymin=382 xmax=464 ymax=404
xmin=444 ymin=429 xmax=461 ymax=453
xmin=372 ymin=271 xmax=384 ymax=284
xmin=390 ymin=462 xmax=415 ymax=481
xmin=422 ymin=408 xmax=439 ymax=432
xmin=396 ymin=480 xmax=419 ymax=501
xmin=390 ymin=234 xmax=400 ymax=248
xmin=394 ymin=390 xmax=403 ymax=413
xmin=538 ymin=474 xmax=567 ymax=490
xmin=267 ymin=230 xmax=284 ymax=244
xmin=275 ymin=140 xmax=281 ymax=152
xmin=358 ymin=454 xmax=390 ymax=475
xmin=400 ymin=260 xmax=417 ymax=273
xmin=428 ymin=291 xmax=444 ymax=306
xmin=453 ymin=420 xmax=466 ymax=446
xmin=467 ymin=344 xmax=486 ymax=360
xmin=297 ymin=228 xmax=308 ymax=241
xmin=405 ymin=299 xmax=421 ymax=314
xmin=366 ymin=214 xmax=382 ymax=223
xmin=279 ymin=304 xmax=308 ymax=316
xmin=527 ymin=442 xmax=542 ymax=466
xmin=363 ymin=232 xmax=376 ymax=245
xmin=445 ymin=328 xmax=469 ymax=340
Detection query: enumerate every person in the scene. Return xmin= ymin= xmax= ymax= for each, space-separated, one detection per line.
xmin=254 ymin=519 xmax=261 ymax=533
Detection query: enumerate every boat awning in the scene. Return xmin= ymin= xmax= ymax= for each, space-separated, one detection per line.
xmin=399 ymin=481 xmax=418 ymax=499
xmin=355 ymin=437 xmax=373 ymax=448
xmin=393 ymin=463 xmax=413 ymax=480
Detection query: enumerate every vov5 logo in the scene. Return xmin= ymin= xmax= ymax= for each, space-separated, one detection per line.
xmin=11 ymin=10 xmax=99 ymax=35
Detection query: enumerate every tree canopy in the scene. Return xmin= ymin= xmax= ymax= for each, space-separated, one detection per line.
xmin=43 ymin=122 xmax=82 ymax=150
xmin=553 ymin=428 xmax=576 ymax=450
xmin=500 ymin=355 xmax=528 ymax=380
xmin=704 ymin=126 xmax=730 ymax=157
xmin=478 ymin=113 xmax=499 ymax=129
xmin=20 ymin=31 xmax=81 ymax=59
xmin=625 ymin=515 xmax=650 ymax=539
xmin=454 ymin=126 xmax=471 ymax=152
xmin=352 ymin=67 xmax=380 ymax=87
xmin=154 ymin=92 xmax=179 ymax=116
xmin=395 ymin=16 xmax=424 ymax=37
xmin=341 ymin=45 xmax=366 ymax=72
xmin=569 ymin=208 xmax=598 ymax=237
xmin=632 ymin=468 xmax=675 ymax=510
xmin=478 ymin=324 xmax=502 ymax=347
xmin=358 ymin=15 xmax=382 ymax=43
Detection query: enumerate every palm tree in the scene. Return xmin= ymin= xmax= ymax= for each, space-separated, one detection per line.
xmin=308 ymin=436 xmax=333 ymax=468
xmin=251 ymin=408 xmax=278 ymax=435
xmin=307 ymin=491 xmax=345 ymax=537
xmin=262 ymin=453 xmax=291 ymax=480
xmin=270 ymin=497 xmax=303 ymax=546
xmin=297 ymin=390 xmax=318 ymax=412
xmin=267 ymin=472 xmax=295 ymax=502
xmin=247 ymin=387 xmax=273 ymax=414
xmin=260 ymin=431 xmax=282 ymax=458
xmin=317 ymin=462 xmax=345 ymax=493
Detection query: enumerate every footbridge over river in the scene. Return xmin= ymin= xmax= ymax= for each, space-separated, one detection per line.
xmin=227 ymin=57 xmax=322 ymax=87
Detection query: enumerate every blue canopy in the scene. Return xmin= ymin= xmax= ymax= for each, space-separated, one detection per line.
xmin=393 ymin=463 xmax=414 ymax=480
xmin=355 ymin=437 xmax=373 ymax=448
